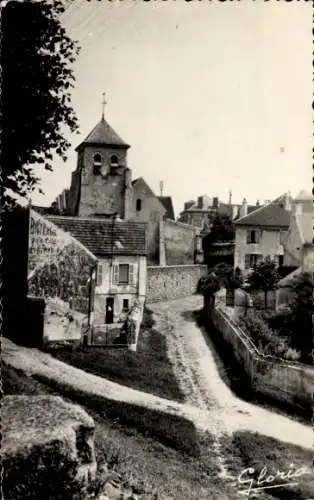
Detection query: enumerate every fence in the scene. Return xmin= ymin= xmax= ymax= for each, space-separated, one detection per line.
xmin=89 ymin=323 xmax=128 ymax=347
xmin=210 ymin=304 xmax=314 ymax=412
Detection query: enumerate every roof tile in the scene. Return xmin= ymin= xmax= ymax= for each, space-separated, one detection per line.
xmin=47 ymin=216 xmax=147 ymax=256
xmin=76 ymin=117 xmax=130 ymax=151
xmin=235 ymin=197 xmax=291 ymax=228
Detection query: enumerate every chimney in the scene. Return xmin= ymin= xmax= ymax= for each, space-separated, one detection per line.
xmin=232 ymin=205 xmax=239 ymax=219
xmin=212 ymin=197 xmax=219 ymax=209
xmin=184 ymin=200 xmax=195 ymax=211
xmin=197 ymin=196 xmax=204 ymax=209
xmin=57 ymin=195 xmax=62 ymax=213
xmin=256 ymin=200 xmax=260 ymax=207
xmin=228 ymin=190 xmax=232 ymax=205
xmin=293 ymin=201 xmax=303 ymax=215
xmin=283 ymin=192 xmax=291 ymax=211
xmin=240 ymin=198 xmax=248 ymax=218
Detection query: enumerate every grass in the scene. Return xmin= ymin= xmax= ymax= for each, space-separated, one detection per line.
xmin=50 ymin=307 xmax=185 ymax=403
xmin=2 ymin=362 xmax=234 ymax=499
xmin=222 ymin=431 xmax=314 ymax=500
xmin=3 ymin=364 xmax=313 ymax=499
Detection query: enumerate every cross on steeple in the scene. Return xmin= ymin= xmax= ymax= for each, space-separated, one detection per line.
xmin=101 ymin=92 xmax=107 ymax=119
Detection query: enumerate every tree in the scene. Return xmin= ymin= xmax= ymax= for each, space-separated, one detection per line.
xmin=285 ymin=272 xmax=313 ymax=364
xmin=247 ymin=259 xmax=280 ymax=309
xmin=197 ymin=271 xmax=220 ymax=311
xmin=204 ymin=213 xmax=235 ymax=246
xmin=1 ymin=0 xmax=80 ymax=207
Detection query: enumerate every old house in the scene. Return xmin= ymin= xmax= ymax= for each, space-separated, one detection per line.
xmin=276 ymin=190 xmax=313 ymax=309
xmin=37 ymin=109 xmax=198 ymax=265
xmin=48 ymin=215 xmax=147 ymax=346
xmin=281 ymin=190 xmax=313 ymax=271
xmin=178 ymin=194 xmax=260 ymax=229
xmin=234 ymin=194 xmax=292 ymax=273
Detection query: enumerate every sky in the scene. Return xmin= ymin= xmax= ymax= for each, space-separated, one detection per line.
xmin=31 ymin=0 xmax=312 ymax=218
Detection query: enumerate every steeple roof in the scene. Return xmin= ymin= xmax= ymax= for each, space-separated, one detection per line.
xmin=75 ymin=117 xmax=130 ymax=151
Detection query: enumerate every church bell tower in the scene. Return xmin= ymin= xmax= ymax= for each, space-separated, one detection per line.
xmin=71 ymin=95 xmax=132 ymax=218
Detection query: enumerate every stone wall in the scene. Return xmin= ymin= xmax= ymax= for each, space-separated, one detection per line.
xmin=146 ymin=264 xmax=207 ymax=302
xmin=162 ymin=219 xmax=198 ymax=265
xmin=211 ymin=305 xmax=314 ymax=411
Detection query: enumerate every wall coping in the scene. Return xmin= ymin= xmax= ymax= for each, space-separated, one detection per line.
xmin=215 ymin=305 xmax=314 ymax=374
xmin=164 ymin=218 xmax=197 ymax=231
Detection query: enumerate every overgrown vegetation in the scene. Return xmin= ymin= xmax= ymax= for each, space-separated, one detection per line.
xmin=51 ymin=307 xmax=185 ymax=402
xmin=240 ymin=272 xmax=313 ymax=365
xmin=223 ymin=432 xmax=314 ymax=500
xmin=246 ymin=259 xmax=281 ymax=309
xmin=239 ymin=311 xmax=299 ymax=361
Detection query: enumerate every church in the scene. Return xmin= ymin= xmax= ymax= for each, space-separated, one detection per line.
xmin=38 ymin=107 xmax=201 ymax=266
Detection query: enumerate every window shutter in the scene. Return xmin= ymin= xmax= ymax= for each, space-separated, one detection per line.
xmin=245 ymin=255 xmax=251 ymax=269
xmin=129 ymin=264 xmax=135 ymax=284
xmin=113 ymin=264 xmax=119 ymax=284
xmin=246 ymin=231 xmax=251 ymax=244
xmin=256 ymin=231 xmax=260 ymax=244
xmin=96 ymin=263 xmax=103 ymax=286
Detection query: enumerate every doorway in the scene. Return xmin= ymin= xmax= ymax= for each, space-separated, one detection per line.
xmin=105 ymin=297 xmax=114 ymax=324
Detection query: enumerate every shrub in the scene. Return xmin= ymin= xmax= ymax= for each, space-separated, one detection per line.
xmin=239 ymin=311 xmax=289 ymax=358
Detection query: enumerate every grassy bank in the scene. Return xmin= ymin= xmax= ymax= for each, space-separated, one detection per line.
xmin=223 ymin=431 xmax=314 ymax=500
xmin=2 ymin=363 xmax=232 ymax=499
xmin=51 ymin=307 xmax=184 ymax=403
xmin=3 ymin=363 xmax=312 ymax=499
xmin=195 ymin=309 xmax=312 ymax=424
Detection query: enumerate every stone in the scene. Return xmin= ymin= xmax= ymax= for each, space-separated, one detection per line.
xmin=2 ymin=395 xmax=97 ymax=499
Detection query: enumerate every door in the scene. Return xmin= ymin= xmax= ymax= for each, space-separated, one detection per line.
xmin=105 ymin=297 xmax=114 ymax=324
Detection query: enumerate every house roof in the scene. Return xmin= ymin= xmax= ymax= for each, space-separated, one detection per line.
xmin=157 ymin=196 xmax=175 ymax=220
xmin=47 ymin=216 xmax=147 ymax=256
xmin=75 ymin=117 xmax=130 ymax=151
xmin=235 ymin=196 xmax=291 ymax=228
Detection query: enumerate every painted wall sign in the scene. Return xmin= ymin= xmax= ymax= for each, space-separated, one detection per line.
xmin=28 ymin=210 xmax=97 ymax=342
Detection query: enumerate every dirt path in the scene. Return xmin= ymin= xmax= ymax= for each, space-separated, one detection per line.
xmin=148 ymin=296 xmax=313 ymax=450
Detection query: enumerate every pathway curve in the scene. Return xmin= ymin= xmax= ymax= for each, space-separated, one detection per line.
xmin=3 ymin=298 xmax=312 ymax=456
xmin=147 ymin=296 xmax=313 ymax=450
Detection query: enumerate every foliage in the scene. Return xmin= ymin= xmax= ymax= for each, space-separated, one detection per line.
xmin=270 ymin=272 xmax=313 ymax=364
xmin=197 ymin=272 xmax=220 ymax=297
xmin=206 ymin=213 xmax=235 ymax=243
xmin=246 ymin=259 xmax=281 ymax=308
xmin=239 ymin=310 xmax=285 ymax=357
xmin=2 ymin=0 xmax=80 ymax=206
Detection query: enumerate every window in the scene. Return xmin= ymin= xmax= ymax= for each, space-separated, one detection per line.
xmin=245 ymin=254 xmax=263 ymax=269
xmin=119 ymin=264 xmax=129 ymax=284
xmin=93 ymin=153 xmax=102 ymax=175
xmin=123 ymin=299 xmax=129 ymax=311
xmin=113 ymin=264 xmax=135 ymax=285
xmin=136 ymin=198 xmax=142 ymax=211
xmin=247 ymin=230 xmax=260 ymax=244
xmin=278 ymin=255 xmax=284 ymax=266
